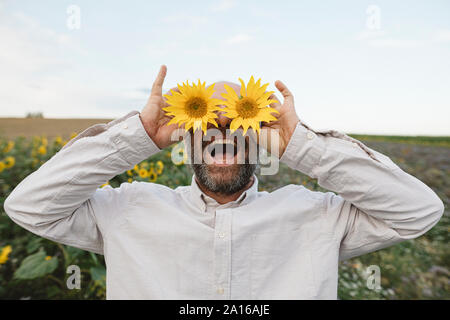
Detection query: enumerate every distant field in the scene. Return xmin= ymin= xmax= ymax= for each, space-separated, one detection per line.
xmin=0 ymin=117 xmax=449 ymax=147
xmin=350 ymin=134 xmax=450 ymax=148
xmin=0 ymin=118 xmax=113 ymax=140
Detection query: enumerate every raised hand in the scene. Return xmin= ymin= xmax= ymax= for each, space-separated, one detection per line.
xmin=139 ymin=65 xmax=180 ymax=149
xmin=259 ymin=80 xmax=300 ymax=157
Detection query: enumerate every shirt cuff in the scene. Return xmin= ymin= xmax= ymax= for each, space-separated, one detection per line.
xmin=279 ymin=122 xmax=326 ymax=177
xmin=108 ymin=111 xmax=161 ymax=165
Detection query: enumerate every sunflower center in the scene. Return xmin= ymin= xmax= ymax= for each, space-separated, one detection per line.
xmin=236 ymin=97 xmax=259 ymax=118
xmin=185 ymin=97 xmax=208 ymax=117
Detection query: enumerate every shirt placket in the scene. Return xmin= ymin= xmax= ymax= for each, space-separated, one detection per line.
xmin=213 ymin=208 xmax=232 ymax=299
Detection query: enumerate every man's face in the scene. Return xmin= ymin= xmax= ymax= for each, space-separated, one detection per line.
xmin=188 ymin=82 xmax=257 ymax=195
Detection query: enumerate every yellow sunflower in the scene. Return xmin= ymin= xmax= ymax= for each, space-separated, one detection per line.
xmin=37 ymin=145 xmax=47 ymax=155
xmin=3 ymin=141 xmax=14 ymax=153
xmin=221 ymin=76 xmax=279 ymax=134
xmin=163 ymin=80 xmax=222 ymax=134
xmin=0 ymin=245 xmax=12 ymax=264
xmin=155 ymin=161 xmax=164 ymax=174
xmin=54 ymin=136 xmax=63 ymax=145
xmin=148 ymin=169 xmax=157 ymax=182
xmin=138 ymin=168 xmax=148 ymax=178
xmin=4 ymin=156 xmax=15 ymax=169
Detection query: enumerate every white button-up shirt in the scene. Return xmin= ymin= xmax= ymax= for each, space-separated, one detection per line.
xmin=4 ymin=111 xmax=444 ymax=299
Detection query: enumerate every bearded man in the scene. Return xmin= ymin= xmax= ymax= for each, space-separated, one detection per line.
xmin=4 ymin=65 xmax=444 ymax=299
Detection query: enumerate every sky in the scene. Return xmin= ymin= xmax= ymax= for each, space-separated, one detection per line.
xmin=0 ymin=0 xmax=449 ymax=135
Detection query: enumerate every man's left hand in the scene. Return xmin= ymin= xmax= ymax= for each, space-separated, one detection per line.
xmin=259 ymin=80 xmax=300 ymax=157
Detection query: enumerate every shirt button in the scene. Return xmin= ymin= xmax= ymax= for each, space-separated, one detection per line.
xmin=123 ymin=123 xmax=128 ymax=129
xmin=217 ymin=287 xmax=224 ymax=295
xmin=307 ymin=131 xmax=315 ymax=140
xmin=218 ymin=232 xmax=226 ymax=239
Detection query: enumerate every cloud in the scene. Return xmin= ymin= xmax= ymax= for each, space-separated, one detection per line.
xmin=432 ymin=29 xmax=450 ymax=43
xmin=159 ymin=13 xmax=209 ymax=37
xmin=224 ymin=33 xmax=252 ymax=45
xmin=367 ymin=38 xmax=423 ymax=48
xmin=0 ymin=11 xmax=142 ymax=118
xmin=162 ymin=13 xmax=208 ymax=27
xmin=146 ymin=42 xmax=179 ymax=56
xmin=355 ymin=30 xmax=385 ymax=41
xmin=211 ymin=0 xmax=235 ymax=12
xmin=355 ymin=30 xmax=422 ymax=48
xmin=0 ymin=17 xmax=69 ymax=74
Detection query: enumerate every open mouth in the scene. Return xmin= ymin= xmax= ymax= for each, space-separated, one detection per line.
xmin=205 ymin=138 xmax=239 ymax=165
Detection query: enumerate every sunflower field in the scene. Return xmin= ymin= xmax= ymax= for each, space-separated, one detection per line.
xmin=0 ymin=133 xmax=448 ymax=299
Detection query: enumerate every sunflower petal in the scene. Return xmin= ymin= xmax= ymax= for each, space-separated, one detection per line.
xmin=205 ymin=83 xmax=215 ymax=97
xmin=185 ymin=120 xmax=193 ymax=131
xmin=223 ymin=109 xmax=239 ymax=118
xmin=247 ymin=76 xmax=255 ymax=97
xmin=208 ymin=118 xmax=218 ymax=127
xmin=255 ymin=82 xmax=269 ymax=97
xmin=209 ymin=98 xmax=224 ymax=107
xmin=223 ymin=84 xmax=240 ymax=102
xmin=229 ymin=118 xmax=241 ymax=132
xmin=238 ymin=78 xmax=246 ymax=97
xmin=241 ymin=120 xmax=250 ymax=135
xmin=265 ymin=99 xmax=279 ymax=105
xmin=256 ymin=91 xmax=274 ymax=105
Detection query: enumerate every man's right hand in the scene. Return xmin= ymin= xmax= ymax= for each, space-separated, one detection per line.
xmin=139 ymin=65 xmax=180 ymax=149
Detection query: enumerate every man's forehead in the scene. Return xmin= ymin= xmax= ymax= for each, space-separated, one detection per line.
xmin=208 ymin=81 xmax=240 ymax=100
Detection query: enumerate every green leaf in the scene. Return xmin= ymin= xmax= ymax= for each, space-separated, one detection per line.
xmin=90 ymin=266 xmax=106 ymax=287
xmin=47 ymin=285 xmax=61 ymax=298
xmin=89 ymin=252 xmax=99 ymax=266
xmin=13 ymin=250 xmax=58 ymax=280
xmin=65 ymin=246 xmax=85 ymax=264
xmin=26 ymin=237 xmax=43 ymax=254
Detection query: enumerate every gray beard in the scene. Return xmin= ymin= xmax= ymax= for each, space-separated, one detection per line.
xmin=191 ymin=163 xmax=256 ymax=196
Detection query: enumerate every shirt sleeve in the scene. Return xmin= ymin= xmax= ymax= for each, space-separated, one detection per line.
xmin=3 ymin=111 xmax=160 ymax=254
xmin=280 ymin=121 xmax=444 ymax=261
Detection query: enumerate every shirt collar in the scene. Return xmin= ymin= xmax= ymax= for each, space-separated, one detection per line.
xmin=189 ymin=174 xmax=259 ymax=213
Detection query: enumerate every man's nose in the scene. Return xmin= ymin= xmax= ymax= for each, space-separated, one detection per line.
xmin=216 ymin=107 xmax=231 ymax=128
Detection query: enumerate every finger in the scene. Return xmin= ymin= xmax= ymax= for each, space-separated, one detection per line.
xmin=274 ymin=80 xmax=294 ymax=105
xmin=268 ymin=93 xmax=282 ymax=111
xmin=150 ymin=65 xmax=167 ymax=97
